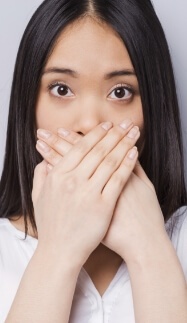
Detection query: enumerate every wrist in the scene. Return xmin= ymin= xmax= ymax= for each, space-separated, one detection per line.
xmin=35 ymin=243 xmax=83 ymax=276
xmin=124 ymin=231 xmax=174 ymax=270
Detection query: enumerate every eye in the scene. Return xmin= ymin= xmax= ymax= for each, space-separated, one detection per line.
xmin=48 ymin=82 xmax=74 ymax=98
xmin=108 ymin=84 xmax=133 ymax=101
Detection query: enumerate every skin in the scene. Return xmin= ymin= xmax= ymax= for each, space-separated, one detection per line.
xmin=7 ymin=17 xmax=187 ymax=322
xmin=35 ymin=17 xmax=143 ymax=132
xmin=35 ymin=16 xmax=143 ymax=293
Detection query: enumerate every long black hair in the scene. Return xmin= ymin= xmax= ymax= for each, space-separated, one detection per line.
xmin=0 ymin=0 xmax=186 ymax=236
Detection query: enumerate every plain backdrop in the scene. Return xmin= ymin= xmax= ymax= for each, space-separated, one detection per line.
xmin=0 ymin=0 xmax=186 ymax=179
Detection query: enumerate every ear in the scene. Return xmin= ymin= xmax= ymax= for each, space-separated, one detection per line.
xmin=134 ymin=160 xmax=155 ymax=191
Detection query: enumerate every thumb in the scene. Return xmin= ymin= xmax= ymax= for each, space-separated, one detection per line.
xmin=32 ymin=160 xmax=48 ymax=203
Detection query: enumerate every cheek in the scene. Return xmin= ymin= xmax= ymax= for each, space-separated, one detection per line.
xmin=35 ymin=97 xmax=65 ymax=133
xmin=127 ymin=97 xmax=144 ymax=131
xmin=135 ymin=111 xmax=144 ymax=154
xmin=35 ymin=91 xmax=76 ymax=133
xmin=35 ymin=105 xmax=56 ymax=130
xmin=134 ymin=99 xmax=143 ymax=126
xmin=129 ymin=99 xmax=144 ymax=151
xmin=133 ymin=111 xmax=144 ymax=131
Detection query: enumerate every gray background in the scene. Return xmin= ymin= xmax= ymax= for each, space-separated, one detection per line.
xmin=0 ymin=0 xmax=186 ymax=177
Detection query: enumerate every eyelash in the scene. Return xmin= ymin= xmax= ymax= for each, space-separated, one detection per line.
xmin=47 ymin=82 xmax=134 ymax=101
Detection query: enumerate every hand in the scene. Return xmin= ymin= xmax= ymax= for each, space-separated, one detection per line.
xmin=36 ymin=125 xmax=167 ymax=265
xmin=33 ymin=121 xmax=140 ymax=267
xmin=101 ymin=164 xmax=167 ymax=264
xmin=36 ymin=127 xmax=83 ymax=166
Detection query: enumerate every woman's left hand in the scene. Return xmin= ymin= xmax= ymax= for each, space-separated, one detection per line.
xmin=36 ymin=128 xmax=168 ymax=264
xmin=101 ymin=164 xmax=167 ymax=264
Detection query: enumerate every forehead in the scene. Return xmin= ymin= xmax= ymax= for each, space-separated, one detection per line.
xmin=45 ymin=17 xmax=133 ymax=72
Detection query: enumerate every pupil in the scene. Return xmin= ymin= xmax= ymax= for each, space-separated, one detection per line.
xmin=58 ymin=86 xmax=68 ymax=96
xmin=115 ymin=88 xmax=125 ymax=98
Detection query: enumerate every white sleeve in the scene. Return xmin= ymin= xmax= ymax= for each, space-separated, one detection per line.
xmin=166 ymin=206 xmax=187 ymax=280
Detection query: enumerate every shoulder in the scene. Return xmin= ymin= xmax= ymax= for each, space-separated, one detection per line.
xmin=0 ymin=217 xmax=38 ymax=264
xmin=165 ymin=206 xmax=187 ymax=243
xmin=165 ymin=206 xmax=187 ymax=279
xmin=0 ymin=216 xmax=25 ymax=241
xmin=0 ymin=215 xmax=37 ymax=239
xmin=0 ymin=217 xmax=15 ymax=241
xmin=0 ymin=218 xmax=37 ymax=322
xmin=0 ymin=217 xmax=25 ymax=259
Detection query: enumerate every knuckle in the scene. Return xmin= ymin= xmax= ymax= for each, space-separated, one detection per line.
xmin=123 ymin=139 xmax=134 ymax=150
xmin=74 ymin=141 xmax=89 ymax=154
xmin=47 ymin=167 xmax=78 ymax=193
xmin=124 ymin=159 xmax=134 ymax=169
xmin=104 ymin=155 xmax=118 ymax=168
xmin=46 ymin=150 xmax=61 ymax=165
xmin=120 ymin=142 xmax=133 ymax=158
xmin=47 ymin=166 xmax=59 ymax=184
xmin=93 ymin=143 xmax=106 ymax=157
xmin=110 ymin=126 xmax=123 ymax=137
xmin=63 ymin=174 xmax=78 ymax=192
xmin=50 ymin=135 xmax=62 ymax=147
xmin=112 ymin=172 xmax=124 ymax=186
xmin=71 ymin=134 xmax=81 ymax=144
xmin=107 ymin=131 xmax=121 ymax=143
xmin=123 ymin=130 xmax=138 ymax=144
xmin=123 ymin=156 xmax=134 ymax=168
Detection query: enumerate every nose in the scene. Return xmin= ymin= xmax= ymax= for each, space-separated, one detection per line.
xmin=73 ymin=101 xmax=103 ymax=136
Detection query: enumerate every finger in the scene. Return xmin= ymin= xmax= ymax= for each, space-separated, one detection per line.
xmin=54 ymin=121 xmax=114 ymax=173
xmin=36 ymin=128 xmax=83 ymax=166
xmin=57 ymin=127 xmax=82 ymax=145
xmin=36 ymin=122 xmax=112 ymax=169
xmin=32 ymin=160 xmax=48 ymax=203
xmin=37 ymin=123 xmax=114 ymax=169
xmin=85 ymin=126 xmax=140 ymax=182
xmin=36 ymin=140 xmax=63 ymax=166
xmin=102 ymin=146 xmax=138 ymax=203
xmin=60 ymin=120 xmax=135 ymax=174
xmin=37 ymin=129 xmax=73 ymax=156
xmin=134 ymin=161 xmax=155 ymax=191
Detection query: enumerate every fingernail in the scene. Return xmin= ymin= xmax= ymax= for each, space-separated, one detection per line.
xmin=127 ymin=126 xmax=139 ymax=138
xmin=119 ymin=119 xmax=133 ymax=130
xmin=57 ymin=128 xmax=70 ymax=137
xmin=37 ymin=129 xmax=51 ymax=139
xmin=37 ymin=140 xmax=50 ymax=152
xmin=101 ymin=121 xmax=113 ymax=130
xmin=128 ymin=147 xmax=138 ymax=159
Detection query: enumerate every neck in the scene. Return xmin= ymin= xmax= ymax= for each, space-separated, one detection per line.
xmin=83 ymin=243 xmax=123 ymax=274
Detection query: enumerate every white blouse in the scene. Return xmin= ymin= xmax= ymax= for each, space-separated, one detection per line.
xmin=0 ymin=207 xmax=187 ymax=323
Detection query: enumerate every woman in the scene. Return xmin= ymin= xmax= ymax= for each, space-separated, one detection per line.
xmin=0 ymin=0 xmax=187 ymax=322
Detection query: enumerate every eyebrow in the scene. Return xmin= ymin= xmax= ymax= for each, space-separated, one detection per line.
xmin=42 ymin=67 xmax=136 ymax=79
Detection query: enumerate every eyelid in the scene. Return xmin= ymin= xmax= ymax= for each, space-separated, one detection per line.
xmin=107 ymin=83 xmax=134 ymax=101
xmin=108 ymin=83 xmax=133 ymax=95
xmin=47 ymin=81 xmax=74 ymax=97
xmin=47 ymin=81 xmax=135 ymax=100
xmin=48 ymin=81 xmax=72 ymax=91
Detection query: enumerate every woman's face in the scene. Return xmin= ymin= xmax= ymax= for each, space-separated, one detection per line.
xmin=36 ymin=17 xmax=143 ymax=138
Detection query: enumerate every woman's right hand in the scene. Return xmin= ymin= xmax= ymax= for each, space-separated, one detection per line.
xmin=32 ymin=120 xmax=140 ymax=268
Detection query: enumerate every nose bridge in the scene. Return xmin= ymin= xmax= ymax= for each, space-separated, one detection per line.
xmin=74 ymin=96 xmax=103 ymax=134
